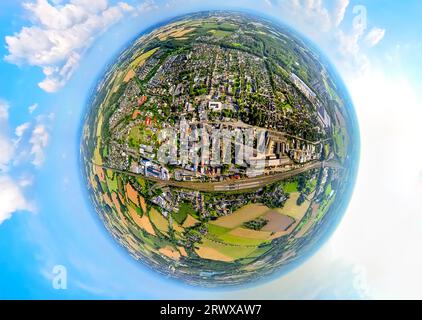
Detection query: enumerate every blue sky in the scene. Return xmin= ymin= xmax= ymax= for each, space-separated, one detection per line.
xmin=0 ymin=0 xmax=422 ymax=299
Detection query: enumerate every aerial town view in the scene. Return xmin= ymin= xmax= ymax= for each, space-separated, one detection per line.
xmin=81 ymin=11 xmax=358 ymax=286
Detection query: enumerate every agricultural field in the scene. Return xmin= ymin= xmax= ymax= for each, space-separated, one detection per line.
xmin=81 ymin=11 xmax=357 ymax=286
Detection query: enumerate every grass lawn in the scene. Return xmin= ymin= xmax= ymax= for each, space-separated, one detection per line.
xmin=307 ymin=178 xmax=318 ymax=191
xmin=102 ymin=145 xmax=108 ymax=158
xmin=283 ymin=181 xmax=298 ymax=193
xmin=230 ymin=42 xmax=245 ymax=49
xmin=128 ymin=125 xmax=155 ymax=148
xmin=325 ymin=182 xmax=332 ymax=197
xmin=173 ymin=202 xmax=195 ymax=225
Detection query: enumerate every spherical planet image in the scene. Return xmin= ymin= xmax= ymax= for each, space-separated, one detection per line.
xmin=81 ymin=11 xmax=359 ymax=286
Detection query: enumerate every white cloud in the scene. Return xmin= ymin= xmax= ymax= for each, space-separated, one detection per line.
xmin=4 ymin=0 xmax=382 ymax=91
xmin=0 ymin=136 xmax=15 ymax=172
xmin=335 ymin=19 xmax=370 ymax=73
xmin=0 ymin=100 xmax=9 ymax=121
xmin=137 ymin=0 xmax=158 ymax=13
xmin=365 ymin=27 xmax=386 ymax=47
xmin=10 ymin=112 xmax=53 ymax=168
xmin=0 ymin=101 xmax=36 ymax=225
xmin=332 ymin=0 xmax=350 ymax=27
xmin=29 ymin=124 xmax=50 ymax=167
xmin=28 ymin=103 xmax=38 ymax=114
xmin=0 ymin=175 xmax=34 ymax=225
xmin=275 ymin=0 xmax=350 ymax=33
xmin=258 ymin=2 xmax=420 ymax=298
xmin=5 ymin=0 xmax=134 ymax=92
xmin=0 ymin=101 xmax=15 ymax=172
xmin=0 ymin=98 xmax=53 ymax=224
xmin=19 ymin=174 xmax=35 ymax=188
xmin=329 ymin=68 xmax=422 ymax=299
xmin=15 ymin=122 xmax=31 ymax=139
xmin=263 ymin=2 xmax=417 ymax=297
xmin=336 ymin=23 xmax=366 ymax=57
xmin=280 ymin=0 xmax=332 ymax=32
xmin=262 ymin=1 xmax=384 ymax=74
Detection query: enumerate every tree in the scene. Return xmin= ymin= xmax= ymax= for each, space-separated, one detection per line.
xmin=297 ymin=193 xmax=306 ymax=206
xmin=297 ymin=175 xmax=306 ymax=192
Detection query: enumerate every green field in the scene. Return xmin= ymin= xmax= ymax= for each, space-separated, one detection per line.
xmin=210 ymin=29 xmax=232 ymax=38
xmin=199 ymin=238 xmax=258 ymax=260
xmin=173 ymin=202 xmax=195 ymax=225
xmin=81 ymin=11 xmax=354 ymax=284
xmin=283 ymin=181 xmax=298 ymax=193
xmin=316 ymin=194 xmax=335 ymax=222
xmin=208 ymin=224 xmax=231 ymax=236
xmin=325 ymin=183 xmax=332 ymax=197
xmin=217 ymin=232 xmax=268 ymax=247
xmin=130 ymin=47 xmax=159 ymax=69
xmin=128 ymin=125 xmax=156 ymax=148
xmin=333 ymin=126 xmax=347 ymax=159
xmin=106 ymin=175 xmax=118 ymax=193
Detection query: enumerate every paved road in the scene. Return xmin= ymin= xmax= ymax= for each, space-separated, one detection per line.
xmin=94 ymin=160 xmax=341 ymax=192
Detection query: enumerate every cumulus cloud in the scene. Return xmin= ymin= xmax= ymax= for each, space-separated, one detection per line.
xmin=0 ymin=101 xmax=37 ymax=224
xmin=261 ymin=1 xmax=385 ymax=74
xmin=0 ymin=136 xmax=15 ymax=172
xmin=4 ymin=0 xmax=135 ymax=92
xmin=332 ymin=0 xmax=350 ymax=27
xmin=335 ymin=15 xmax=370 ymax=73
xmin=365 ymin=27 xmax=386 ymax=47
xmin=137 ymin=0 xmax=158 ymax=13
xmin=280 ymin=0 xmax=331 ymax=32
xmin=28 ymin=103 xmax=38 ymax=114
xmin=0 ymin=101 xmax=15 ymax=172
xmin=0 ymin=100 xmax=9 ymax=121
xmin=0 ymin=97 xmax=53 ymax=224
xmin=29 ymin=124 xmax=50 ymax=167
xmin=0 ymin=175 xmax=34 ymax=225
xmin=275 ymin=0 xmax=350 ymax=32
xmin=336 ymin=20 xmax=366 ymax=57
xmin=333 ymin=7 xmax=384 ymax=74
xmin=10 ymin=112 xmax=53 ymax=168
xmin=15 ymin=122 xmax=31 ymax=139
xmin=4 ymin=0 xmax=384 ymax=91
